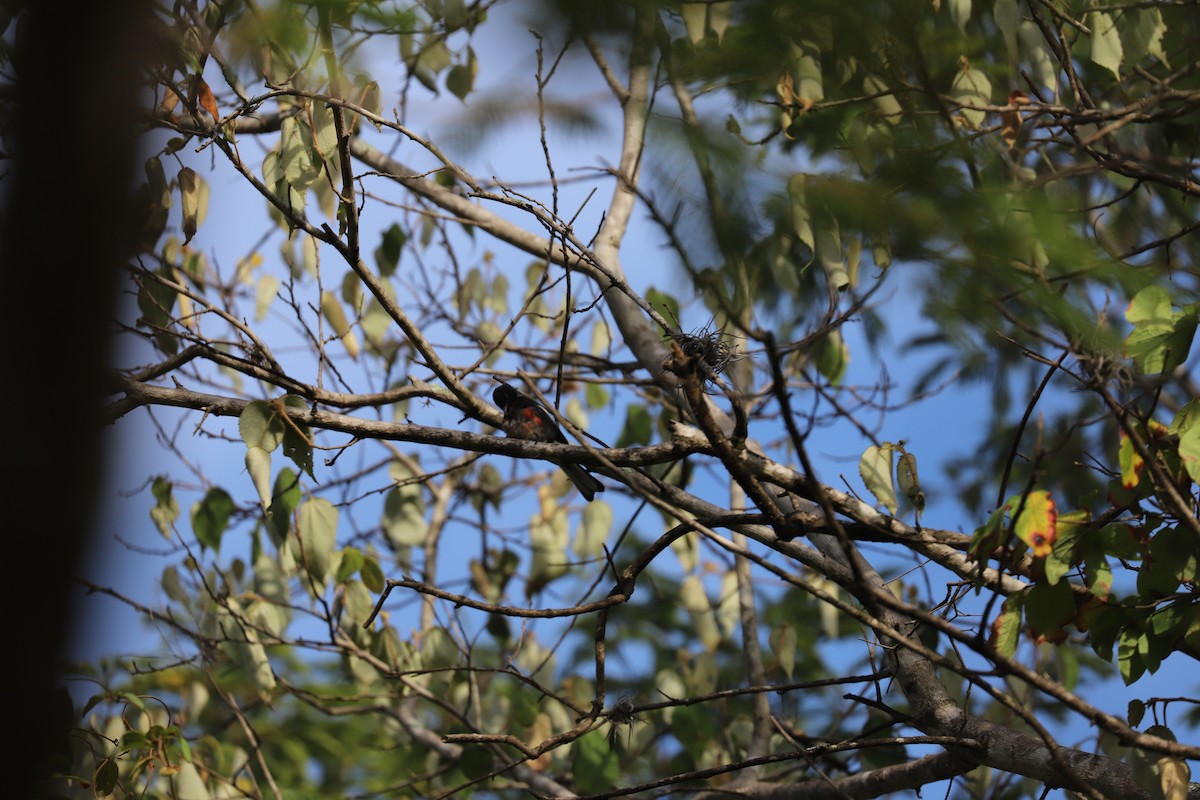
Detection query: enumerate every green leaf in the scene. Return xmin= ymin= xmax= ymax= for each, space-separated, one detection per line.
xmin=572 ymin=730 xmax=619 ymax=790
xmin=715 ymin=570 xmax=740 ymax=640
xmin=217 ymin=595 xmax=276 ymax=700
xmin=1177 ymin=423 xmax=1200 ymax=486
xmin=383 ymin=461 xmax=427 ymax=549
xmin=788 ymin=173 xmax=815 ymax=250
xmin=150 ymin=476 xmax=180 ymax=538
xmin=859 ymin=443 xmax=897 ymax=516
xmin=950 ymin=62 xmax=992 ymax=129
xmin=137 ymin=265 xmax=178 ymax=348
xmin=145 ymin=156 xmax=171 ymax=208
xmin=527 ymin=506 xmax=570 ymax=597
xmin=896 ymin=451 xmax=925 ymax=513
xmin=615 ymin=404 xmax=653 ymax=447
xmin=1044 ymin=509 xmax=1088 ymax=586
xmin=1024 ymin=578 xmax=1074 ymax=641
xmin=321 ymin=290 xmax=360 ymax=359
xmin=269 ymin=467 xmax=301 ymax=542
xmin=446 ymin=47 xmax=478 ymax=101
xmin=281 ymin=396 xmax=315 ymax=479
xmin=814 ymin=213 xmax=848 ymax=291
xmin=374 ymin=223 xmax=407 ymax=276
xmin=646 ymin=286 xmax=681 ymax=332
xmin=790 ymin=47 xmax=823 ymax=105
xmin=574 ymin=500 xmax=612 ymax=558
xmin=340 ymin=578 xmax=374 ymax=630
xmin=585 ymin=381 xmax=610 ymax=410
xmin=1118 ymin=627 xmax=1146 ymax=684
xmin=948 ymin=0 xmax=971 ymax=31
xmin=1019 ymin=19 xmax=1058 ymax=90
xmin=862 ymin=74 xmax=903 ymax=124
xmin=770 ymin=622 xmax=798 ymax=679
xmin=239 ymin=400 xmax=285 ymax=452
xmin=336 ymin=546 xmax=365 ymax=583
xmin=361 ymin=556 xmax=385 ymax=594
xmin=459 ymin=743 xmax=493 ymax=781
xmin=296 ymin=497 xmax=338 ymax=583
xmin=1088 ymin=12 xmax=1123 ymax=79
xmin=1123 ymin=9 xmax=1169 ymax=68
xmin=681 ymin=1 xmax=707 ymax=44
xmin=994 ymin=0 xmax=1019 ymax=55
xmin=1122 ymin=286 xmax=1198 ymax=374
xmin=95 ymin=757 xmax=119 ymax=795
xmin=993 ymin=594 xmax=1022 ymax=657
xmin=1127 ymin=698 xmax=1147 ymax=728
xmin=255 ymin=274 xmax=280 ymax=321
xmin=681 ymin=575 xmax=721 ymax=652
xmin=191 ymin=488 xmax=234 ymax=552
xmin=280 ymin=114 xmax=320 ymax=189
xmin=510 ymin=688 xmax=539 ymax=728
xmin=814 ymin=329 xmax=848 ymax=385
xmin=245 ymin=446 xmax=273 ymax=510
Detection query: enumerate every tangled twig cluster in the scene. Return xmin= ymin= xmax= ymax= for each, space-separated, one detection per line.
xmin=666 ymin=325 xmax=745 ymax=385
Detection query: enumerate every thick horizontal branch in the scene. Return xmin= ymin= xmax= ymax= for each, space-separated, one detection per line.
xmin=109 ymin=376 xmax=706 ymax=469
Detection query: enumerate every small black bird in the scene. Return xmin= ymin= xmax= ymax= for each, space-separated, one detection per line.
xmin=492 ymin=381 xmax=605 ymax=502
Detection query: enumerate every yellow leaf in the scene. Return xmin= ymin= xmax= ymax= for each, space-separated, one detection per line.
xmin=1012 ymin=490 xmax=1057 ymax=558
xmin=1118 ymin=430 xmax=1144 ymax=489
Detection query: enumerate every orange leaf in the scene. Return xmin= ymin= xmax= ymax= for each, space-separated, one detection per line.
xmin=194 ymin=76 xmax=219 ymax=123
xmin=1012 ymin=490 xmax=1057 ymax=558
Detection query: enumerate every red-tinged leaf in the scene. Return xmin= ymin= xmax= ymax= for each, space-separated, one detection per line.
xmin=990 ymin=597 xmax=1021 ymax=657
xmin=1011 ymin=490 xmax=1057 ymax=558
xmin=194 ymin=76 xmax=218 ymax=122
xmin=1087 ymin=557 xmax=1113 ymax=602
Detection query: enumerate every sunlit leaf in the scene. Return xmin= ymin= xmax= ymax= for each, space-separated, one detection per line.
xmin=990 ymin=596 xmax=1022 ymax=657
xmin=715 ymin=570 xmax=740 ymax=640
xmin=859 ymin=443 xmax=897 ymax=516
xmin=1123 ymin=286 xmax=1198 ymax=374
xmin=296 ymin=497 xmax=338 ymax=583
xmin=239 ymin=400 xmax=284 ymax=452
xmin=1009 ymin=490 xmax=1056 ymax=558
xmin=948 ymin=0 xmax=971 ymax=32
xmin=950 ymin=59 xmax=992 ymax=129
xmin=1088 ymin=12 xmax=1123 ymax=79
xmin=574 ymin=499 xmax=612 ymax=558
xmin=862 ymin=74 xmax=903 ymax=124
xmin=770 ymin=622 xmax=797 ymax=679
xmin=321 ymin=290 xmax=360 ymax=359
xmin=178 ymin=167 xmax=206 ymax=244
xmin=681 ymin=575 xmax=720 ymax=652
xmin=245 ymin=445 xmax=272 ymax=510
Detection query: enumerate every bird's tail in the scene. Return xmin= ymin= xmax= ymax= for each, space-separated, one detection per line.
xmin=562 ymin=463 xmax=605 ymax=502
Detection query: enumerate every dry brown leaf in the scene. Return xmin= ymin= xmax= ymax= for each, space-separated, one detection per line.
xmin=1000 ymin=90 xmax=1030 ymax=150
xmin=159 ymin=85 xmax=180 ymax=119
xmin=193 ymin=76 xmax=219 ymax=123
